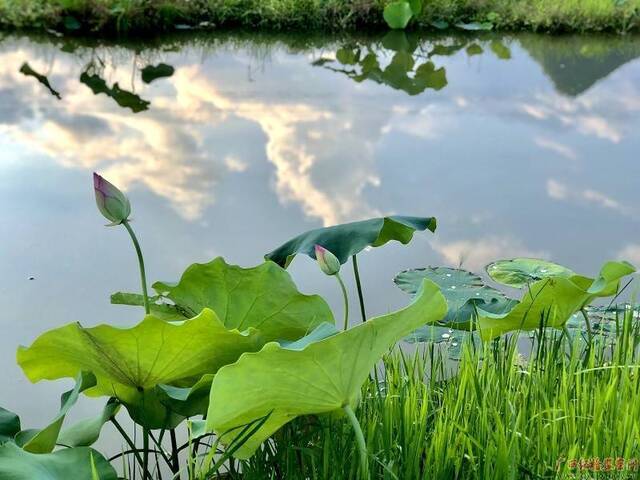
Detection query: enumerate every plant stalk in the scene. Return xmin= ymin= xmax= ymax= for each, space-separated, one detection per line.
xmin=336 ymin=273 xmax=349 ymax=331
xmin=142 ymin=427 xmax=150 ymax=479
xmin=343 ymin=404 xmax=368 ymax=478
xmin=352 ymin=255 xmax=367 ymax=322
xmin=110 ymin=417 xmax=152 ymax=480
xmin=123 ymin=220 xmax=150 ymax=315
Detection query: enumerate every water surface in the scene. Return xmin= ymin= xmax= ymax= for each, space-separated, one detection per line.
xmin=1 ymin=30 xmax=640 ymax=453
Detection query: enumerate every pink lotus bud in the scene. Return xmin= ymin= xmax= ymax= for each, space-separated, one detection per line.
xmin=93 ymin=172 xmax=131 ymax=225
xmin=314 ymin=245 xmax=341 ymax=276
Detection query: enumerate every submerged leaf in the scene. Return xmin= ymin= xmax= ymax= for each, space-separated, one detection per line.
xmin=265 ymin=216 xmax=436 ymax=268
xmin=486 ymin=258 xmax=575 ymax=288
xmin=17 ymin=309 xmax=264 ymax=428
xmin=206 ymin=279 xmax=447 ymax=459
xmin=151 ymin=258 xmax=334 ymax=341
xmin=395 ymin=266 xmax=516 ymax=328
xmin=478 ymin=261 xmax=635 ymax=339
xmin=0 ymin=442 xmax=117 ymax=480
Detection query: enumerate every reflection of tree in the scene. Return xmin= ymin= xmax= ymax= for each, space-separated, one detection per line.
xmin=313 ymin=32 xmax=513 ymax=96
xmin=520 ymin=34 xmax=640 ymax=97
xmin=80 ymin=61 xmax=150 ymax=113
xmin=19 ymin=62 xmax=61 ymax=99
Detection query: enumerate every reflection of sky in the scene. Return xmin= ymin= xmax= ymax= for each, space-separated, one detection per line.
xmin=1 ymin=33 xmax=640 ymax=447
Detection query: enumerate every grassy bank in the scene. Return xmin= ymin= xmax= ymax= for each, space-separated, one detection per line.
xmin=0 ymin=0 xmax=639 ymax=34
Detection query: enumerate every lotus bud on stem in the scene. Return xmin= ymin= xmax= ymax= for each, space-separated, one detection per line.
xmin=93 ymin=173 xmax=150 ymax=315
xmin=314 ymin=245 xmax=349 ymax=330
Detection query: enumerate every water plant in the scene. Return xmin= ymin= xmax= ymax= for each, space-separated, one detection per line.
xmin=3 ymin=172 xmax=638 ymax=479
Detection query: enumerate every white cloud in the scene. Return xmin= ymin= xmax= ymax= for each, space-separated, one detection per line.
xmin=546 ymin=179 xmax=568 ymax=200
xmin=535 ymin=137 xmax=577 ymax=160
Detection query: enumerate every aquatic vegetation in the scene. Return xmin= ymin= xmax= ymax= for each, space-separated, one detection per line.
xmin=3 ymin=173 xmax=638 ymax=479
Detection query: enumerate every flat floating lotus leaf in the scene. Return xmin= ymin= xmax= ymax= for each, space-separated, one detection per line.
xmin=486 ymin=258 xmax=575 ymax=288
xmin=0 ymin=407 xmax=20 ymax=444
xmin=265 ymin=216 xmax=436 ymax=268
xmin=17 ymin=309 xmax=264 ymax=428
xmin=151 ymin=258 xmax=334 ymax=341
xmin=395 ymin=267 xmax=516 ymax=328
xmin=0 ymin=442 xmax=117 ymax=480
xmin=478 ymin=261 xmax=635 ymax=339
xmin=206 ymin=279 xmax=447 ymax=459
xmin=21 ymin=372 xmax=96 ymax=453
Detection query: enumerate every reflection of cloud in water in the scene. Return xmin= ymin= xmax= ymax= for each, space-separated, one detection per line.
xmin=431 ymin=236 xmax=546 ymax=273
xmin=0 ymin=46 xmax=383 ymax=225
xmin=546 ymin=178 xmax=636 ymax=219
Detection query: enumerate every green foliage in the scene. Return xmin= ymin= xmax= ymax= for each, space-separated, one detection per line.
xmin=486 ymin=257 xmax=575 ymax=288
xmin=395 ymin=266 xmax=516 ymax=328
xmin=0 ymin=407 xmax=20 ymax=444
xmin=0 ymin=442 xmax=117 ymax=480
xmin=206 ymin=279 xmax=446 ymax=459
xmin=17 ymin=309 xmax=265 ymax=428
xmin=265 ymin=216 xmax=436 ymax=267
xmin=150 ymin=257 xmax=334 ymax=341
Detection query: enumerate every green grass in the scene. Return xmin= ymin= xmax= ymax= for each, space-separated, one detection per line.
xmin=197 ymin=307 xmax=640 ymax=479
xmin=0 ymin=0 xmax=639 ymax=34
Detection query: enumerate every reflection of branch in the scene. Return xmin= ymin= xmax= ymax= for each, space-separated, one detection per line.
xmin=19 ymin=62 xmax=61 ymax=100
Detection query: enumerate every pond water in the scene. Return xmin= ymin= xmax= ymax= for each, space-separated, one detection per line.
xmin=1 ymin=30 xmax=640 ymax=454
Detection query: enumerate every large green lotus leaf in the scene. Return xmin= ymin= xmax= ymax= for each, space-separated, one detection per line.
xmin=20 ymin=372 xmax=96 ymax=453
xmin=17 ymin=309 xmax=264 ymax=428
xmin=0 ymin=442 xmax=117 ymax=480
xmin=206 ymin=279 xmax=447 ymax=459
xmin=383 ymin=1 xmax=414 ymax=29
xmin=265 ymin=216 xmax=436 ymax=268
xmin=486 ymin=258 xmax=575 ymax=288
xmin=110 ymin=292 xmax=186 ymax=322
xmin=478 ymin=261 xmax=635 ymax=339
xmin=394 ymin=266 xmax=516 ymax=328
xmin=0 ymin=407 xmax=20 ymax=444
xmin=150 ymin=258 xmax=334 ymax=341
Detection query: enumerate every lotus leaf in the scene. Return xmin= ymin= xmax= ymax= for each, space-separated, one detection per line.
xmin=394 ymin=266 xmax=516 ymax=328
xmin=17 ymin=309 xmax=264 ymax=428
xmin=151 ymin=258 xmax=334 ymax=340
xmin=383 ymin=2 xmax=414 ymax=29
xmin=486 ymin=258 xmax=575 ymax=288
xmin=20 ymin=372 xmax=96 ymax=453
xmin=0 ymin=407 xmax=20 ymax=444
xmin=206 ymin=279 xmax=447 ymax=459
xmin=265 ymin=216 xmax=436 ymax=268
xmin=478 ymin=261 xmax=635 ymax=339
xmin=0 ymin=442 xmax=117 ymax=480
xmin=57 ymin=400 xmax=120 ymax=447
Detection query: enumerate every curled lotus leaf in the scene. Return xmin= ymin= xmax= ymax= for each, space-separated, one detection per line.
xmin=206 ymin=279 xmax=447 ymax=459
xmin=0 ymin=407 xmax=20 ymax=444
xmin=486 ymin=258 xmax=575 ymax=288
xmin=265 ymin=216 xmax=436 ymax=268
xmin=478 ymin=261 xmax=635 ymax=339
xmin=17 ymin=309 xmax=264 ymax=429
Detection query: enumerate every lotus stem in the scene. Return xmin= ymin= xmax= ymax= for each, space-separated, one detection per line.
xmin=123 ymin=220 xmax=150 ymax=315
xmin=343 ymin=404 xmax=368 ymax=478
xmin=142 ymin=427 xmax=150 ymax=479
xmin=110 ymin=417 xmax=152 ymax=480
xmin=580 ymin=308 xmax=593 ymax=344
xmin=352 ymin=255 xmax=367 ymax=323
xmin=336 ymin=273 xmax=349 ymax=331
xmin=170 ymin=428 xmax=180 ymax=475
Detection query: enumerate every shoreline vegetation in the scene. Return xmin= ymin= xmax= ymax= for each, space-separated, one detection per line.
xmin=0 ymin=0 xmax=639 ymax=35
